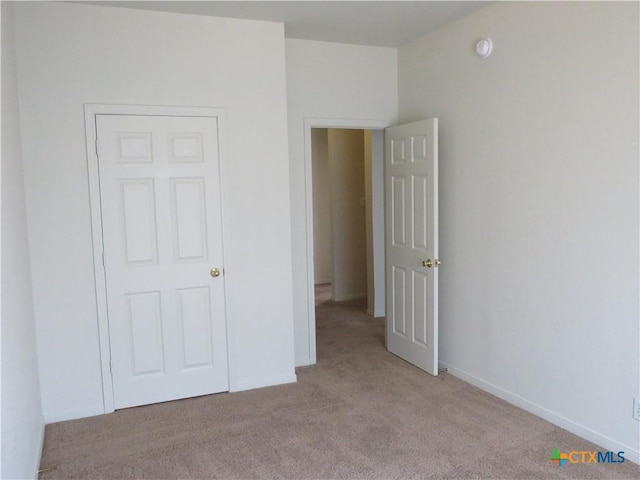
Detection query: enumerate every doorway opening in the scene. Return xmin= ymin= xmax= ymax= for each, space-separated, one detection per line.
xmin=310 ymin=127 xmax=385 ymax=354
xmin=312 ymin=128 xmax=366 ymax=305
xmin=303 ymin=118 xmax=389 ymax=365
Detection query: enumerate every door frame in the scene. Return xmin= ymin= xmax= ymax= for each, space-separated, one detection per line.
xmin=303 ymin=117 xmax=391 ymax=364
xmin=84 ymin=104 xmax=233 ymax=414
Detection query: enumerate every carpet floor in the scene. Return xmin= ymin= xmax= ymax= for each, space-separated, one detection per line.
xmin=39 ymin=296 xmax=638 ymax=479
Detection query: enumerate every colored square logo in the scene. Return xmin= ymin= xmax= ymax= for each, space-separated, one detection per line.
xmin=550 ymin=449 xmax=569 ymax=467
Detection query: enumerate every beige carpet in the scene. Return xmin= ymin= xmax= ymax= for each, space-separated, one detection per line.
xmin=40 ymin=298 xmax=638 ymax=479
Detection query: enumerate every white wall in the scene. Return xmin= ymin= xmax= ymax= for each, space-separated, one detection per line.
xmin=14 ymin=2 xmax=295 ymax=422
xmin=311 ymin=129 xmax=332 ymax=284
xmin=364 ymin=130 xmax=374 ymax=311
xmin=399 ymin=1 xmax=639 ymax=460
xmin=328 ymin=129 xmax=366 ymax=301
xmin=369 ymin=131 xmax=385 ymax=318
xmin=1 ymin=3 xmax=45 ymax=478
xmin=286 ymin=39 xmax=397 ymax=365
xmin=365 ymin=130 xmax=386 ymax=317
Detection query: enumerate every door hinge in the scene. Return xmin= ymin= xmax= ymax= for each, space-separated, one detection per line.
xmin=109 ymin=360 xmax=112 ymax=374
xmin=95 ymin=139 xmax=100 ymax=156
xmin=101 ymin=252 xmax=105 ymax=267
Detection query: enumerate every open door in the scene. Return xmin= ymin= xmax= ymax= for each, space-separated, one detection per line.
xmin=385 ymin=119 xmax=439 ymax=375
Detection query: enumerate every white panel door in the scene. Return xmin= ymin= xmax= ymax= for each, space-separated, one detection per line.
xmin=385 ymin=119 xmax=439 ymax=375
xmin=96 ymin=114 xmax=228 ymax=409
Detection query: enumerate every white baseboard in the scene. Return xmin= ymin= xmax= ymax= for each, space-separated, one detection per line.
xmin=42 ymin=373 xmax=297 ymax=421
xmin=43 ymin=404 xmax=105 ymax=424
xmin=295 ymin=357 xmax=313 ymax=368
xmin=231 ymin=372 xmax=297 ymax=392
xmin=30 ymin=418 xmax=45 ymax=479
xmin=439 ymin=361 xmax=639 ymax=465
xmin=333 ymin=292 xmax=366 ymax=302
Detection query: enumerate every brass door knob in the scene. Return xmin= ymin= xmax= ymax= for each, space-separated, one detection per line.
xmin=422 ymin=259 xmax=433 ymax=268
xmin=210 ymin=268 xmax=220 ymax=278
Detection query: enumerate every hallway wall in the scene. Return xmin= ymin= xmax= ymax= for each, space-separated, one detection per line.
xmin=311 ymin=129 xmax=332 ymax=284
xmin=328 ymin=129 xmax=367 ymax=301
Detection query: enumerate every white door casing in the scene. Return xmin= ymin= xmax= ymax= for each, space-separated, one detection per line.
xmin=96 ymin=114 xmax=229 ymax=409
xmin=385 ymin=119 xmax=439 ymax=375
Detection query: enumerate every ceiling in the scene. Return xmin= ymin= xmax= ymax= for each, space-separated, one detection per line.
xmin=81 ymin=1 xmax=492 ymax=47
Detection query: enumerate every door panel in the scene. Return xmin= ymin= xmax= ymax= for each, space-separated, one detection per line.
xmin=385 ymin=119 xmax=439 ymax=375
xmin=96 ymin=115 xmax=228 ymax=409
xmin=170 ymin=178 xmax=208 ymax=261
xmin=119 ymin=179 xmax=158 ymax=264
xmin=176 ymin=287 xmax=213 ymax=369
xmin=127 ymin=291 xmax=164 ymax=376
